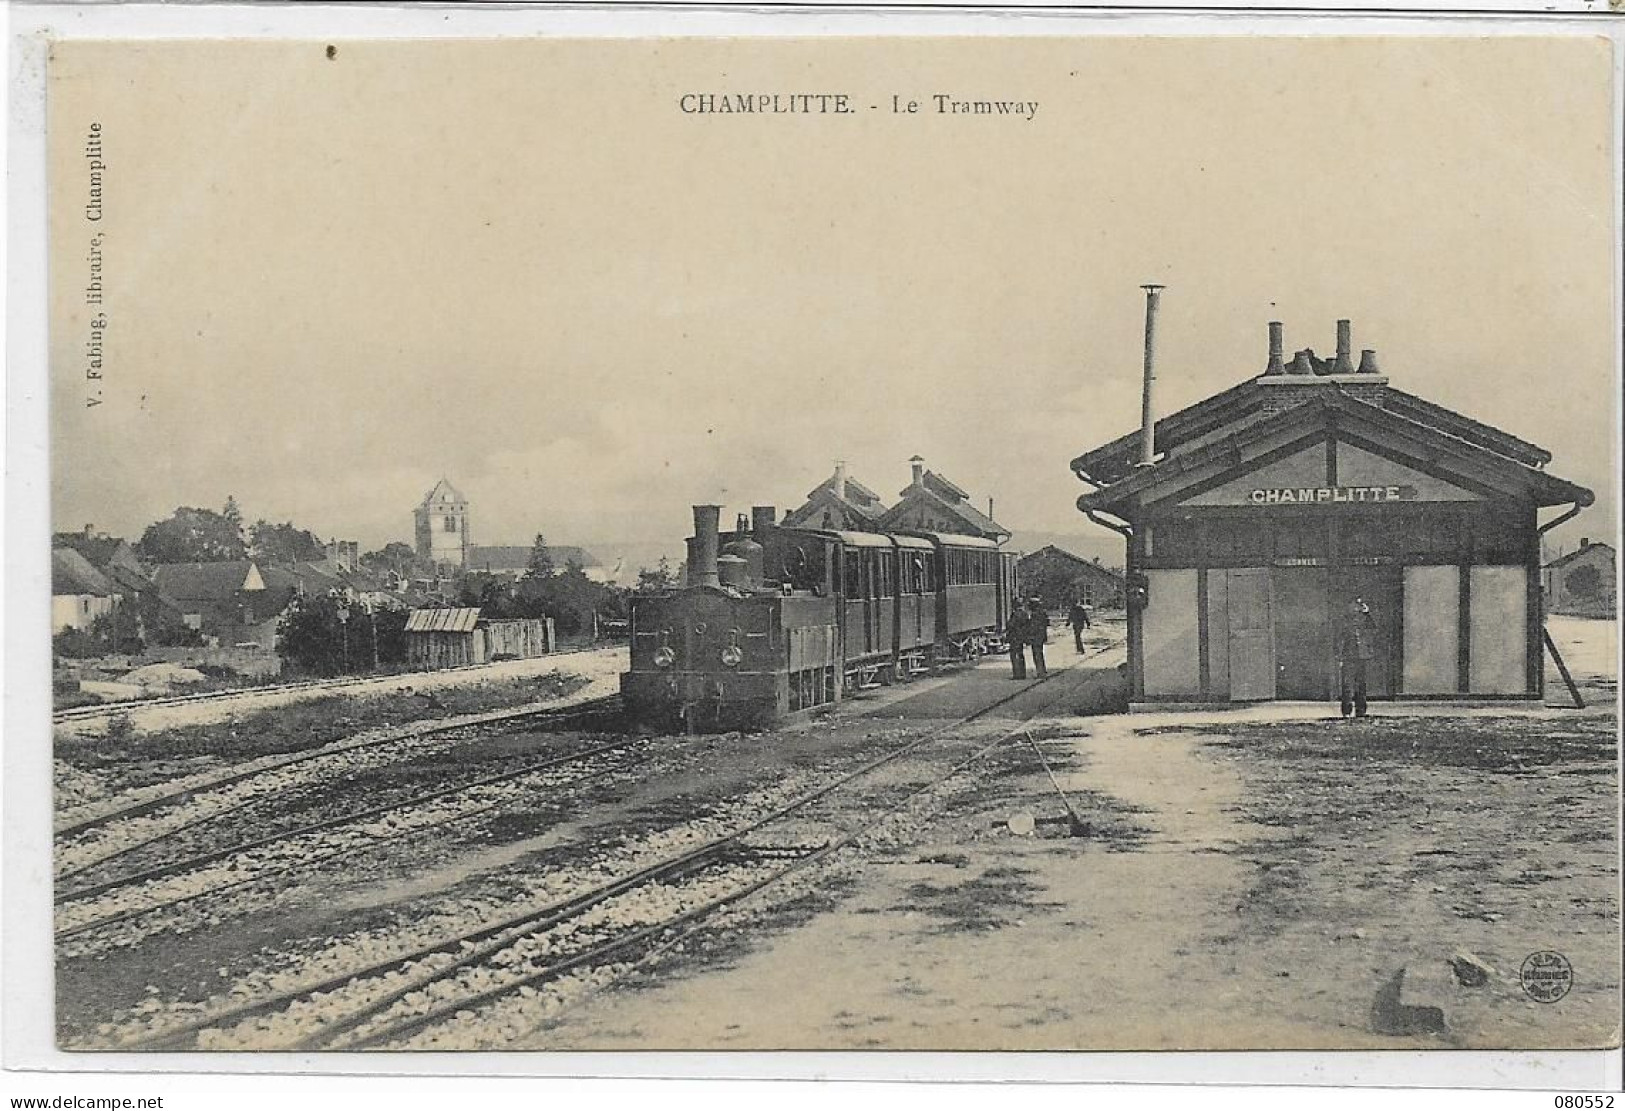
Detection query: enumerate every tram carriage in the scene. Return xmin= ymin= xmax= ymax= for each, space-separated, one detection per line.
xmin=622 ymin=505 xmax=1020 ymax=730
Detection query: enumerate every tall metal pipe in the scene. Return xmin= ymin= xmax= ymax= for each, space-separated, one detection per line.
xmin=750 ymin=505 xmax=776 ymax=542
xmin=1139 ymin=284 xmax=1165 ymax=466
xmin=692 ymin=504 xmax=721 ymax=588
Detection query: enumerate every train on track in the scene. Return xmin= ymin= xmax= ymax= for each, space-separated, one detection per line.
xmin=622 ymin=505 xmax=1020 ymax=729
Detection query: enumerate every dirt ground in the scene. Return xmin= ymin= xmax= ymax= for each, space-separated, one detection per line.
xmin=538 ymin=621 xmax=1620 ymax=1051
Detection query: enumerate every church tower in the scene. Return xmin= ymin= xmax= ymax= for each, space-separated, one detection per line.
xmin=413 ymin=478 xmax=471 ymax=569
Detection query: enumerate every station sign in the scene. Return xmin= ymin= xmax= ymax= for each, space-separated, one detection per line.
xmin=1248 ymin=485 xmax=1417 ymax=505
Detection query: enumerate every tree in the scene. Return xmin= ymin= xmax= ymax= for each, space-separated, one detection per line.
xmin=277 ymin=594 xmax=407 ymax=676
xmin=361 ymin=541 xmax=426 ymax=580
xmin=523 ymin=533 xmax=554 ymax=580
xmin=136 ymin=504 xmax=247 ymax=564
xmin=636 ymin=557 xmax=679 ymax=592
xmin=250 ymin=520 xmax=326 ymax=565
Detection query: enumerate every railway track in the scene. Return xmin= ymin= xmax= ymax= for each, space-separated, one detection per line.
xmin=112 ymin=644 xmax=1114 ymax=1051
xmin=55 ymin=733 xmax=642 ymax=904
xmin=53 ymin=645 xmax=615 ymax=724
xmin=54 ymin=725 xmax=649 ymax=946
xmin=55 ymin=694 xmax=623 ymax=842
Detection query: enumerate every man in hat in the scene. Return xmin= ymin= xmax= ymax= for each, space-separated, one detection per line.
xmin=1338 ymin=595 xmax=1378 ymax=718
xmin=1007 ymin=599 xmax=1031 ymax=679
xmin=1026 ymin=597 xmax=1050 ymax=678
xmin=1068 ymin=596 xmax=1093 ymax=653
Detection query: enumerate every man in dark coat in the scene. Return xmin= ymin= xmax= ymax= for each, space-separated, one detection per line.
xmin=1338 ymin=596 xmax=1378 ymax=718
xmin=1026 ymin=597 xmax=1050 ymax=678
xmin=1068 ymin=598 xmax=1092 ymax=653
xmin=1007 ymin=601 xmax=1030 ymax=679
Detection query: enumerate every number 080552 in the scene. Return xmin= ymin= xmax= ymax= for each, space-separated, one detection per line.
xmin=1554 ymin=1097 xmax=1614 ymax=1108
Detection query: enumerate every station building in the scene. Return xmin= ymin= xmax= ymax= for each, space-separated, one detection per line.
xmin=1072 ymin=321 xmax=1594 ymax=705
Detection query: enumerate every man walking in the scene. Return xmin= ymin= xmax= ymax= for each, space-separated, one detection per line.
xmin=1026 ymin=597 xmax=1050 ymax=678
xmin=1068 ymin=597 xmax=1092 ymax=653
xmin=1338 ymin=596 xmax=1377 ymax=718
xmin=1007 ymin=600 xmax=1030 ymax=679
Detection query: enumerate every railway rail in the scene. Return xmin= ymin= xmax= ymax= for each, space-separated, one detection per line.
xmin=113 ymin=642 xmax=1115 ymax=1051
xmin=52 ymin=644 xmax=615 ymax=724
xmin=55 ymin=694 xmax=623 ymax=842
xmin=55 ymin=720 xmax=645 ymax=946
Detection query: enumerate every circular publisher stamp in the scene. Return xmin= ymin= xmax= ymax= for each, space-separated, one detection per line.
xmin=1519 ymin=951 xmax=1573 ymax=1003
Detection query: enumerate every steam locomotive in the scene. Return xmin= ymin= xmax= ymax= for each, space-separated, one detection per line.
xmin=621 ymin=505 xmax=1020 ymax=730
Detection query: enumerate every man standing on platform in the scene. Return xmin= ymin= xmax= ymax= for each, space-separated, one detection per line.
xmin=1007 ymin=600 xmax=1030 ymax=679
xmin=1338 ymin=596 xmax=1377 ymax=718
xmin=1026 ymin=597 xmax=1050 ymax=678
xmin=1068 ymin=597 xmax=1092 ymax=653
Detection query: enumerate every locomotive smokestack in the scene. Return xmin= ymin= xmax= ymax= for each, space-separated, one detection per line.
xmin=692 ymin=504 xmax=721 ymax=588
xmin=1333 ymin=319 xmax=1355 ymax=375
xmin=834 ymin=460 xmax=848 ymax=501
xmin=1264 ymin=321 xmax=1285 ymax=376
xmin=1358 ymin=348 xmax=1381 ymax=375
xmin=1139 ymin=284 xmax=1165 ymax=466
xmin=751 ymin=505 xmax=776 ymax=542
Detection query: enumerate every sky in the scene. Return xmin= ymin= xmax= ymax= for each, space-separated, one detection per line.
xmin=47 ymin=35 xmax=1619 ymax=556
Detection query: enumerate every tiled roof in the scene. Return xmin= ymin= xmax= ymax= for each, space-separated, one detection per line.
xmin=52 ymin=548 xmax=115 ymax=597
xmin=151 ymin=561 xmax=259 ymax=601
xmin=1078 ymin=390 xmax=1592 ymax=515
xmin=1544 ymin=542 xmax=1615 ymax=571
xmin=420 ymin=478 xmax=466 ymax=508
xmin=1073 ymin=376 xmax=1555 ymax=486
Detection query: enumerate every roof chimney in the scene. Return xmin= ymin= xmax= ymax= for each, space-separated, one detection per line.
xmin=1580 ymin=537 xmax=1590 ymax=549
xmin=910 ymin=455 xmax=925 ymax=486
xmin=834 ymin=460 xmax=848 ymax=500
xmin=1357 ymin=348 xmax=1381 ymax=375
xmin=1290 ymin=350 xmax=1315 ymax=376
xmin=692 ymin=505 xmax=721 ymax=588
xmin=1333 ymin=319 xmax=1355 ymax=375
xmin=1263 ymin=321 xmax=1285 ymax=376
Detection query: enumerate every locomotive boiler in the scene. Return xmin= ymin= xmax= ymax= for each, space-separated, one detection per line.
xmin=621 ymin=504 xmax=1019 ymax=730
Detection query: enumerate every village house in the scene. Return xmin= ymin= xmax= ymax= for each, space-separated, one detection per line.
xmin=149 ymin=560 xmax=297 ymax=649
xmin=781 ymin=462 xmax=888 ymax=533
xmin=878 ymin=456 xmax=1009 ymax=542
xmin=1543 ymin=538 xmax=1616 ymax=618
xmin=1017 ymin=545 xmax=1126 ymax=611
xmin=51 ymin=548 xmax=119 ymax=633
xmin=1074 ymin=319 xmax=1593 ymax=706
xmin=52 ymin=526 xmax=161 ymax=635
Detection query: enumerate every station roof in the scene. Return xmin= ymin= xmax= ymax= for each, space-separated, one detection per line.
xmin=1077 ymin=386 xmax=1592 ymax=518
xmin=1073 ymin=377 xmax=1554 ymax=487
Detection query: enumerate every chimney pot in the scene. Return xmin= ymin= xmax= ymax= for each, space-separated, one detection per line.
xmin=834 ymin=460 xmax=848 ymax=501
xmin=1357 ymin=349 xmax=1381 ymax=375
xmin=1333 ymin=319 xmax=1355 ymax=374
xmin=1264 ymin=321 xmax=1285 ymax=376
xmin=910 ymin=456 xmax=925 ymax=485
xmin=1580 ymin=537 xmax=1590 ymax=549
xmin=1290 ymin=351 xmax=1315 ymax=376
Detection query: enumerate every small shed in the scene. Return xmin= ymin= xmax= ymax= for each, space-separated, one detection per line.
xmin=405 ymin=607 xmax=482 ymax=669
xmin=405 ymin=607 xmax=556 ymax=669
